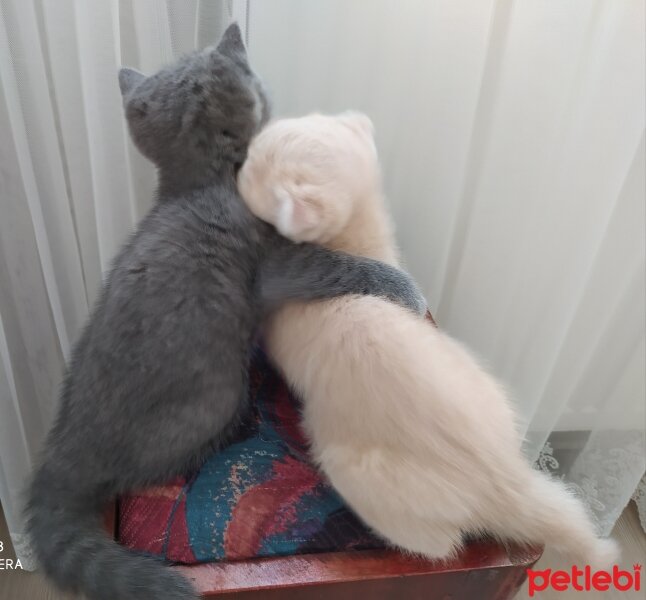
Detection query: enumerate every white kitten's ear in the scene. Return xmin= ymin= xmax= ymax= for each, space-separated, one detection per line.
xmin=273 ymin=186 xmax=320 ymax=242
xmin=339 ymin=111 xmax=374 ymax=137
xmin=118 ymin=67 xmax=145 ymax=96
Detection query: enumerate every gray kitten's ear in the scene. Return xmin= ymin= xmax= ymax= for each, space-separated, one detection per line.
xmin=118 ymin=67 xmax=145 ymax=96
xmin=216 ymin=22 xmax=246 ymax=58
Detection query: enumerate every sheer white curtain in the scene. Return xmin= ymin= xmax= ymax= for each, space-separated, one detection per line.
xmin=0 ymin=0 xmax=644 ymax=569
xmin=247 ymin=0 xmax=646 ymax=535
xmin=0 ymin=0 xmax=244 ymax=566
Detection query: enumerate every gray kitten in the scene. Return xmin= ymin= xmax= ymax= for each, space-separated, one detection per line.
xmin=25 ymin=24 xmax=424 ymax=600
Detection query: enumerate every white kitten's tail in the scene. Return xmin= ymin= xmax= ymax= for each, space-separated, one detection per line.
xmin=494 ymin=468 xmax=620 ymax=568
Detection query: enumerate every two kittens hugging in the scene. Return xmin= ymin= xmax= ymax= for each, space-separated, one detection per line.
xmin=25 ymin=23 xmax=618 ymax=600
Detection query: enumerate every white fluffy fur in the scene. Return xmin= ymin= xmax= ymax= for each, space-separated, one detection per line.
xmin=238 ymin=113 xmax=619 ymax=566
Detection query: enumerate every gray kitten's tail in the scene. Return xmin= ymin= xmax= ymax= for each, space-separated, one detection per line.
xmin=26 ymin=468 xmax=197 ymax=600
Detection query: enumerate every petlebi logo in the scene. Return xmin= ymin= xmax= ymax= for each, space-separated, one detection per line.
xmin=527 ymin=563 xmax=641 ymax=596
xmin=0 ymin=539 xmax=24 ymax=570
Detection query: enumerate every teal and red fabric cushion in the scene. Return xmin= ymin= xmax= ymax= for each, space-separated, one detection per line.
xmin=118 ymin=348 xmax=382 ymax=564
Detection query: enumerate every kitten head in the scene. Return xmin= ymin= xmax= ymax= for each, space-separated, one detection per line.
xmin=119 ymin=23 xmax=269 ymax=180
xmin=238 ymin=112 xmax=379 ymax=243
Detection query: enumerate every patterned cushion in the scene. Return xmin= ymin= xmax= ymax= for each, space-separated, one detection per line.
xmin=118 ymin=348 xmax=382 ymax=564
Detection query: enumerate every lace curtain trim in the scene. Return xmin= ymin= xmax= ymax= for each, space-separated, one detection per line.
xmin=536 ymin=441 xmax=646 ymax=535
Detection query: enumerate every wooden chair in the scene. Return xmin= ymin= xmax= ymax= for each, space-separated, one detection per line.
xmin=108 ymin=505 xmax=542 ymax=599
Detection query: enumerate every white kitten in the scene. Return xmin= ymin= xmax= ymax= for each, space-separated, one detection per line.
xmin=238 ymin=113 xmax=619 ymax=566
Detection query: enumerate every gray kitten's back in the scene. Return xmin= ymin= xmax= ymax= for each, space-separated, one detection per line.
xmin=28 ymin=186 xmax=263 ymax=600
xmin=57 ymin=183 xmax=262 ymax=481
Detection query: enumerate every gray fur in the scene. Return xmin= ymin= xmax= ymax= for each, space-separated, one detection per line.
xmin=26 ymin=23 xmax=425 ymax=600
